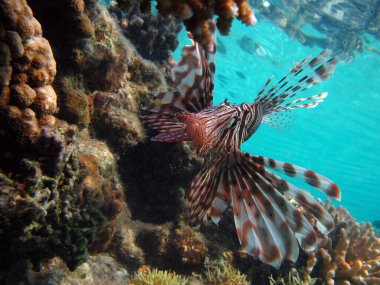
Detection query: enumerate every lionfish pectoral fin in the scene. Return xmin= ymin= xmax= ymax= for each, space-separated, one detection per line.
xmin=238 ymin=153 xmax=321 ymax=254
xmin=188 ymin=151 xmax=322 ymax=268
xmin=262 ymin=110 xmax=295 ymax=132
xmin=187 ymin=156 xmax=228 ymax=222
xmin=217 ymin=152 xmax=319 ymax=268
xmin=251 ymin=155 xmax=341 ymax=201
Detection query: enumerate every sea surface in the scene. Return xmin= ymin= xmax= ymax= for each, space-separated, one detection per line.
xmin=175 ymin=16 xmax=380 ymax=223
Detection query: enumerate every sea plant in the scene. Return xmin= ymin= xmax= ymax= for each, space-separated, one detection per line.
xmin=203 ymin=263 xmax=249 ymax=285
xmin=131 ymin=267 xmax=188 ymax=285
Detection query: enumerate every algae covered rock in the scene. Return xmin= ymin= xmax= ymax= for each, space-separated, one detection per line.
xmin=26 ymin=254 xmax=129 ymax=285
xmin=0 ymin=125 xmax=124 ymax=282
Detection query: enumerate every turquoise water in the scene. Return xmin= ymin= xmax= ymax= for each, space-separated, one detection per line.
xmin=175 ymin=18 xmax=380 ymax=223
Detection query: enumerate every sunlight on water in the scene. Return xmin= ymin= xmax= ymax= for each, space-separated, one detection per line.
xmin=175 ymin=17 xmax=380 ymax=222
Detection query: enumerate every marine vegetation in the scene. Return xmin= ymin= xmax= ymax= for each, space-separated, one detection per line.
xmin=141 ymin=20 xmax=341 ymax=268
xmin=130 ymin=266 xmax=188 ymax=285
xmin=203 ymin=262 xmax=250 ymax=285
xmin=269 ymin=271 xmax=316 ymax=285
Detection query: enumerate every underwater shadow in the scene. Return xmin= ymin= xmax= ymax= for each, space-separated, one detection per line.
xmin=118 ymin=139 xmax=200 ymax=224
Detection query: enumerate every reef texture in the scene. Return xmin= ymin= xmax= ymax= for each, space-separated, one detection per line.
xmin=308 ymin=201 xmax=380 ymax=285
xmin=251 ymin=0 xmax=380 ymax=61
xmin=0 ymin=0 xmax=199 ymax=283
xmin=109 ymin=2 xmax=182 ymax=64
xmin=26 ymin=254 xmax=129 ymax=285
xmin=2 ymin=1 xmax=379 ymax=285
xmin=115 ymin=0 xmax=257 ymax=51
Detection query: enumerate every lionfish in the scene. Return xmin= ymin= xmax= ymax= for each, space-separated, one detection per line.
xmin=141 ymin=23 xmax=341 ymax=268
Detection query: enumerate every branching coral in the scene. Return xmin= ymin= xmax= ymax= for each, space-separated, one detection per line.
xmin=115 ymin=0 xmax=256 ymax=51
xmin=310 ymin=201 xmax=380 ymax=285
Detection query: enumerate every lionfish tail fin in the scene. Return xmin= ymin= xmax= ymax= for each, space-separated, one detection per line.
xmin=189 ymin=151 xmax=325 ymax=268
xmin=256 ymin=50 xmax=338 ymax=115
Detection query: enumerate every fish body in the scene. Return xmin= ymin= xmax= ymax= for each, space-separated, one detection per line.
xmin=176 ymin=102 xmax=262 ymax=155
xmin=141 ymin=21 xmax=340 ymax=268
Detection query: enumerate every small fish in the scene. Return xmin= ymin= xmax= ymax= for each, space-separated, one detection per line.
xmin=217 ymin=38 xmax=227 ymax=54
xmin=227 ymin=91 xmax=237 ymax=98
xmin=235 ymin=70 xmax=246 ymax=80
xmin=141 ymin=21 xmax=340 ymax=268
xmin=217 ymin=74 xmax=228 ymax=83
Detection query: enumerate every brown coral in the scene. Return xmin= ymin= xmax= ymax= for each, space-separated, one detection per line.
xmin=310 ymin=202 xmax=380 ymax=285
xmin=170 ymin=228 xmax=206 ymax=269
xmin=116 ymin=0 xmax=256 ymax=51
xmin=0 ymin=0 xmax=58 ymax=153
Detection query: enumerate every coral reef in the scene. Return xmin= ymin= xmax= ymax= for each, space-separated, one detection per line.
xmin=269 ymin=271 xmax=315 ymax=285
xmin=91 ymin=91 xmax=145 ymax=150
xmin=109 ymin=3 xmax=182 ymax=64
xmin=0 ymin=126 xmax=124 ymax=281
xmin=309 ymin=201 xmax=380 ymax=285
xmin=0 ymin=0 xmax=57 ymax=152
xmin=114 ymin=0 xmax=256 ymax=51
xmin=2 ymin=1 xmax=377 ymax=285
xmin=26 ymin=254 xmax=129 ymax=285
xmin=0 ymin=1 xmax=124 ymax=282
xmin=169 ymin=227 xmax=206 ymax=270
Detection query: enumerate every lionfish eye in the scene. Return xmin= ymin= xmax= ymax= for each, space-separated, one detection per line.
xmin=228 ymin=116 xmax=239 ymax=129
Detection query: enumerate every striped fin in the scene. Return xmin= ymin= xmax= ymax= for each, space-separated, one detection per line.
xmin=255 ymin=50 xmax=338 ymax=115
xmin=190 ymin=151 xmax=320 ymax=268
xmin=240 ymin=154 xmax=318 ymax=252
xmin=257 ymin=167 xmax=335 ymax=234
xmin=171 ymin=21 xmax=216 ymax=111
xmin=151 ymin=130 xmax=189 ymax=142
xmin=187 ymin=151 xmax=328 ymax=267
xmin=251 ymin=155 xmax=341 ymax=201
xmin=229 ymin=153 xmax=300 ymax=268
xmin=140 ymin=92 xmax=189 ymax=142
xmin=141 ymin=22 xmax=216 ymax=141
xmin=186 ymin=156 xmax=226 ymax=221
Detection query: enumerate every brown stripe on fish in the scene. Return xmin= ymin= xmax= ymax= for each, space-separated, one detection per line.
xmin=262 ymin=244 xmax=281 ymax=264
xmin=304 ymin=170 xmax=321 ymax=188
xmin=268 ymin=158 xmax=276 ymax=168
xmin=326 ymin=183 xmax=341 ymax=201
xmin=301 ymin=230 xmax=317 ymax=250
xmin=293 ymin=208 xmax=304 ymax=232
xmin=283 ymin=163 xmax=296 ymax=177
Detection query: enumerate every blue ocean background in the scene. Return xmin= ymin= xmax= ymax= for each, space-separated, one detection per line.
xmin=175 ymin=17 xmax=380 ymax=223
